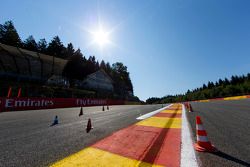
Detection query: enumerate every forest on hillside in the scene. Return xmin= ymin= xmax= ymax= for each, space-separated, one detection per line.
xmin=146 ymin=74 xmax=250 ymax=104
xmin=0 ymin=20 xmax=135 ymax=99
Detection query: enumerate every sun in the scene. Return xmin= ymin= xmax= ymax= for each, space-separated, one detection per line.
xmin=83 ymin=22 xmax=116 ymax=50
xmin=92 ymin=28 xmax=110 ymax=47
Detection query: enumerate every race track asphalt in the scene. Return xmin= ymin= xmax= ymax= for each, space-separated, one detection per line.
xmin=187 ymin=99 xmax=250 ymax=167
xmin=0 ymin=104 xmax=164 ymax=167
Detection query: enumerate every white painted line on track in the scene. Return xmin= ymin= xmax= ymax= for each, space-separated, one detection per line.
xmin=136 ymin=104 xmax=172 ymax=120
xmin=181 ymin=104 xmax=198 ymax=167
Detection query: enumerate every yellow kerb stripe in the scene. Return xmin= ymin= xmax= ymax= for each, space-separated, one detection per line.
xmin=161 ymin=110 xmax=182 ymax=114
xmin=136 ymin=117 xmax=182 ymax=129
xmin=198 ymin=100 xmax=210 ymax=102
xmin=224 ymin=95 xmax=247 ymax=100
xmin=50 ymin=147 xmax=163 ymax=167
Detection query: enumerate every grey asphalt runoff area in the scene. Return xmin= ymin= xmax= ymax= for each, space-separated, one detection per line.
xmin=187 ymin=99 xmax=250 ymax=167
xmin=0 ymin=104 xmax=164 ymax=167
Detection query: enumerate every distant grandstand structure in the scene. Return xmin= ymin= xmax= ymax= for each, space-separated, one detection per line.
xmin=0 ymin=43 xmax=68 ymax=82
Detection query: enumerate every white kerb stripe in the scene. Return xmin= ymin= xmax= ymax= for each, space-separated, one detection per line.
xmin=197 ymin=135 xmax=209 ymax=142
xmin=181 ymin=104 xmax=198 ymax=167
xmin=196 ymin=124 xmax=205 ymax=130
xmin=136 ymin=104 xmax=172 ymax=120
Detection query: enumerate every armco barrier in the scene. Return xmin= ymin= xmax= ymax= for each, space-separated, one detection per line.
xmin=0 ymin=97 xmax=124 ymax=112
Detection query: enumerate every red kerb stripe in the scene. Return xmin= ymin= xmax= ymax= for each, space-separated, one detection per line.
xmin=197 ymin=130 xmax=207 ymax=136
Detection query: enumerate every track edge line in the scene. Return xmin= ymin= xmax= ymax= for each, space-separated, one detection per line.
xmin=181 ymin=104 xmax=199 ymax=167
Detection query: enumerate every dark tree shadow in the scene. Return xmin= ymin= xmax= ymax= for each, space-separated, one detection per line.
xmin=138 ymin=107 xmax=180 ymax=166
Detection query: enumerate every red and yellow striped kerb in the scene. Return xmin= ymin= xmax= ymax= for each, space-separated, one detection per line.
xmin=51 ymin=103 xmax=183 ymax=167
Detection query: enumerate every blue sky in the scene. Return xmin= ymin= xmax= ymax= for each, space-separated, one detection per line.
xmin=1 ymin=0 xmax=250 ymax=100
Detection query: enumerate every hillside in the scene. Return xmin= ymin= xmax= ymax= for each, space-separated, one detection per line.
xmin=146 ymin=74 xmax=250 ymax=104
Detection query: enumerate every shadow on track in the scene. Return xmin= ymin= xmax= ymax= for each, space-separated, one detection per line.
xmin=138 ymin=106 xmax=181 ymax=165
xmin=212 ymin=151 xmax=250 ymax=167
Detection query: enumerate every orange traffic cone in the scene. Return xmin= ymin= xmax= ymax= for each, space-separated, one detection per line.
xmin=86 ymin=118 xmax=93 ymax=133
xmin=79 ymin=107 xmax=83 ymax=116
xmin=194 ymin=116 xmax=217 ymax=152
xmin=50 ymin=115 xmax=59 ymax=126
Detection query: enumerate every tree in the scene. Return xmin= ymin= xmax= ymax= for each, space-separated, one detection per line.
xmin=111 ymin=62 xmax=134 ymax=97
xmin=105 ymin=62 xmax=112 ymax=75
xmin=95 ymin=61 xmax=100 ymax=71
xmin=23 ymin=35 xmax=38 ymax=51
xmin=126 ymin=77 xmax=134 ymax=95
xmin=202 ymin=84 xmax=207 ymax=90
xmin=47 ymin=36 xmax=65 ymax=58
xmin=64 ymin=43 xmax=75 ymax=59
xmin=62 ymin=49 xmax=86 ymax=85
xmin=37 ymin=38 xmax=47 ymax=53
xmin=207 ymin=81 xmax=215 ymax=89
xmin=100 ymin=60 xmax=106 ymax=70
xmin=0 ymin=20 xmax=22 ymax=47
xmin=224 ymin=78 xmax=230 ymax=85
xmin=231 ymin=75 xmax=239 ymax=85
xmin=85 ymin=56 xmax=97 ymax=74
xmin=215 ymin=81 xmax=219 ymax=87
xmin=146 ymin=97 xmax=161 ymax=104
xmin=247 ymin=73 xmax=250 ymax=81
xmin=218 ymin=79 xmax=223 ymax=86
